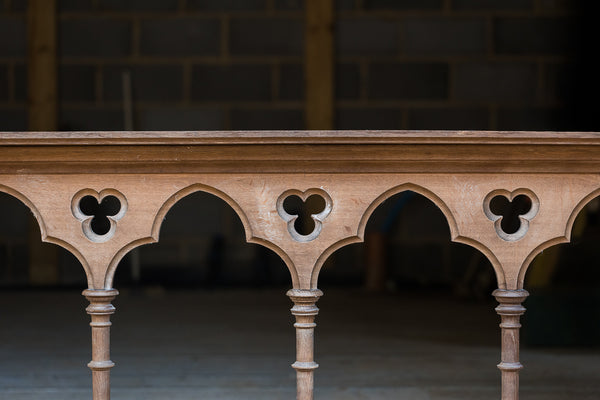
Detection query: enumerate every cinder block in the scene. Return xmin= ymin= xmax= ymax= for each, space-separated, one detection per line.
xmin=0 ymin=108 xmax=27 ymax=131
xmin=230 ymin=108 xmax=304 ymax=129
xmin=497 ymin=107 xmax=571 ymax=130
xmin=59 ymin=107 xmax=124 ymax=130
xmin=136 ymin=107 xmax=225 ymax=130
xmin=368 ymin=63 xmax=448 ymax=100
xmin=160 ymin=192 xmax=228 ymax=235
xmin=390 ymin=244 xmax=446 ymax=285
xmin=336 ymin=0 xmax=357 ymax=10
xmin=389 ymin=193 xmax=450 ymax=238
xmin=140 ymin=18 xmax=221 ymax=56
xmin=336 ymin=108 xmax=402 ymax=130
xmin=0 ymin=193 xmax=30 ymax=235
xmin=98 ymin=0 xmax=179 ymax=11
xmin=103 ymin=65 xmax=183 ymax=102
xmin=364 ymin=0 xmax=443 ymax=10
xmin=60 ymin=18 xmax=132 ymax=57
xmin=336 ymin=18 xmax=398 ymax=56
xmin=538 ymin=0 xmax=574 ymax=11
xmin=10 ymin=0 xmax=27 ymax=11
xmin=138 ymin=242 xmax=189 ymax=267
xmin=191 ymin=64 xmax=271 ymax=101
xmin=59 ymin=65 xmax=95 ymax=102
xmin=453 ymin=0 xmax=533 ymax=10
xmin=59 ymin=251 xmax=87 ymax=285
xmin=13 ymin=63 xmax=26 ymax=102
xmin=278 ymin=63 xmax=303 ymax=100
xmin=188 ymin=0 xmax=266 ymax=11
xmin=229 ymin=18 xmax=303 ymax=56
xmin=336 ymin=63 xmax=360 ymax=100
xmin=401 ymin=18 xmax=487 ymax=55
xmin=495 ymin=18 xmax=571 ymax=55
xmin=58 ymin=0 xmax=93 ymax=11
xmin=275 ymin=0 xmax=303 ymax=10
xmin=0 ymin=17 xmax=26 ymax=57
xmin=544 ymin=63 xmax=575 ymax=104
xmin=408 ymin=108 xmax=489 ymax=130
xmin=0 ymin=65 xmax=7 ymax=101
xmin=454 ymin=62 xmax=537 ymax=102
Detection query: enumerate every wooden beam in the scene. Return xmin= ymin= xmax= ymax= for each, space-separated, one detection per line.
xmin=27 ymin=0 xmax=59 ymax=285
xmin=305 ymin=0 xmax=334 ymax=130
xmin=27 ymin=0 xmax=58 ymax=131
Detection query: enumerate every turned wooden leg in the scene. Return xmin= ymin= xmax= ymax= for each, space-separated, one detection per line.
xmin=287 ymin=289 xmax=323 ymax=400
xmin=493 ymin=289 xmax=529 ymax=400
xmin=83 ymin=289 xmax=119 ymax=400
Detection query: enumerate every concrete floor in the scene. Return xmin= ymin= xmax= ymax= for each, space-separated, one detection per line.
xmin=0 ymin=288 xmax=599 ymax=399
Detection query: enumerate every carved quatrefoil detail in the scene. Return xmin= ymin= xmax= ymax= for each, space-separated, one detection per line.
xmin=483 ymin=189 xmax=539 ymax=242
xmin=71 ymin=189 xmax=127 ymax=243
xmin=277 ymin=189 xmax=332 ymax=242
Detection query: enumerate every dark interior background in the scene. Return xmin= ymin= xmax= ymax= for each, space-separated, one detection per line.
xmin=1 ymin=0 xmax=600 ymax=349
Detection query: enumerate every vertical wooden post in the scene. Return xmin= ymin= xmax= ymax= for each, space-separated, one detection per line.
xmin=305 ymin=0 xmax=334 ymax=130
xmin=27 ymin=0 xmax=59 ymax=285
xmin=27 ymin=0 xmax=58 ymax=130
xmin=493 ymin=289 xmax=529 ymax=400
xmin=83 ymin=289 xmax=119 ymax=400
xmin=287 ymin=289 xmax=323 ymax=400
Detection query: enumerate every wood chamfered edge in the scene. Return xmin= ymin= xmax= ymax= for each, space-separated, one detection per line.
xmin=2 ymin=131 xmax=600 ymax=174
xmin=2 ymin=130 xmax=600 ymax=145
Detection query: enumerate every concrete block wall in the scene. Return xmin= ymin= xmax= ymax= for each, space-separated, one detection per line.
xmin=1 ymin=0 xmax=583 ymax=132
xmin=0 ymin=0 xmax=27 ymax=130
xmin=334 ymin=0 xmax=580 ymax=130
xmin=1 ymin=0 xmax=305 ymax=131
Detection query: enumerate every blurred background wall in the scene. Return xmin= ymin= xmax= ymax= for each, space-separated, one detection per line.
xmin=1 ymin=1 xmax=599 ymax=347
xmin=1 ymin=0 xmax=596 ymax=133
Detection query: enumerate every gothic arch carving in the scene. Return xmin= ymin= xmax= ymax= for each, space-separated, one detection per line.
xmin=517 ymin=186 xmax=600 ymax=289
xmin=309 ymin=182 xmax=503 ymax=289
xmin=103 ymin=183 xmax=299 ymax=289
xmin=0 ymin=184 xmax=92 ymax=286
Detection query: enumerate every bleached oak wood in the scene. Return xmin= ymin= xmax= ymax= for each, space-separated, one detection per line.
xmin=1 ymin=130 xmax=600 ymax=399
xmin=83 ymin=289 xmax=118 ymax=400
xmin=288 ymin=289 xmax=323 ymax=400
xmin=494 ymin=289 xmax=529 ymax=400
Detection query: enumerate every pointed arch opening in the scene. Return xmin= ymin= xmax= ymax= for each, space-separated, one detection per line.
xmin=111 ymin=188 xmax=290 ymax=288
xmin=517 ymin=193 xmax=600 ymax=397
xmin=0 ymin=190 xmax=89 ymax=397
xmin=314 ymin=190 xmax=501 ymax=397
xmin=108 ymin=189 xmax=296 ymax=397
xmin=0 ymin=189 xmax=86 ymax=288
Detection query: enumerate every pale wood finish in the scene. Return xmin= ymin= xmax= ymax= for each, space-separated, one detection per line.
xmin=288 ymin=289 xmax=323 ymax=400
xmin=1 ymin=130 xmax=600 ymax=399
xmin=305 ymin=0 xmax=334 ymax=130
xmin=83 ymin=289 xmax=118 ymax=400
xmin=494 ymin=289 xmax=529 ymax=400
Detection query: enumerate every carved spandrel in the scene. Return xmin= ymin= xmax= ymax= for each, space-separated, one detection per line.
xmin=1 ymin=173 xmax=599 ymax=292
